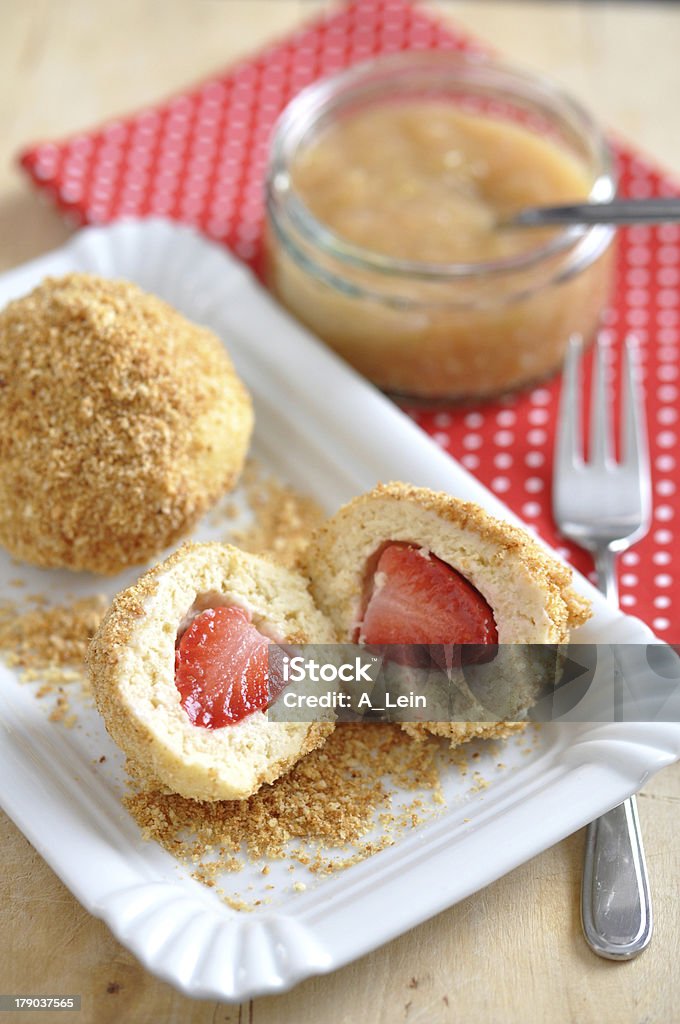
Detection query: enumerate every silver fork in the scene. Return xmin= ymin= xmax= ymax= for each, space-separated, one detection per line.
xmin=553 ymin=334 xmax=653 ymax=960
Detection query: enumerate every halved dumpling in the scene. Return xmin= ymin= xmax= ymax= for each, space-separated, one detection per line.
xmin=304 ymin=482 xmax=591 ymax=743
xmin=89 ymin=542 xmax=336 ymax=800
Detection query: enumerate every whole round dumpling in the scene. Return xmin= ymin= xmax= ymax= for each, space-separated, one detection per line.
xmin=0 ymin=273 xmax=253 ymax=574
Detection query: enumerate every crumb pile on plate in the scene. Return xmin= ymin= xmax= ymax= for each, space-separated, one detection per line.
xmin=0 ymin=274 xmax=253 ymax=574
xmin=126 ymin=724 xmax=536 ymax=909
xmin=0 ymin=593 xmax=108 ymax=725
xmin=125 ymin=722 xmax=446 ymax=892
xmin=0 ymin=594 xmax=107 ymax=673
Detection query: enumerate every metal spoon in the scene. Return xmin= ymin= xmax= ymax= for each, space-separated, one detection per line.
xmin=503 ymin=197 xmax=680 ymax=229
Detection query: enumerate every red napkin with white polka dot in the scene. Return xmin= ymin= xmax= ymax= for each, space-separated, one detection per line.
xmin=18 ymin=0 xmax=680 ymax=640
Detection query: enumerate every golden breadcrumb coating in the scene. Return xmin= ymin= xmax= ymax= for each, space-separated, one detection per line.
xmin=0 ymin=273 xmax=253 ymax=574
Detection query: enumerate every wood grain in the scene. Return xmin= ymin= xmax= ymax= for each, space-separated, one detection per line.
xmin=0 ymin=3 xmax=678 ymax=1022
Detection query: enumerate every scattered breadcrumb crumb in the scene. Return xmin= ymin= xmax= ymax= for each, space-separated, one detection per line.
xmin=224 ymin=895 xmax=254 ymax=913
xmin=0 ymin=594 xmax=108 ymax=722
xmin=470 ymin=771 xmax=490 ymax=793
xmin=218 ymin=460 xmax=326 ymax=569
xmin=447 ymin=745 xmax=470 ymax=777
xmin=0 ymin=594 xmax=108 ymax=672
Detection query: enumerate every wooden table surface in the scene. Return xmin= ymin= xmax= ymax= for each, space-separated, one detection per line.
xmin=1 ymin=3 xmax=679 ymax=1022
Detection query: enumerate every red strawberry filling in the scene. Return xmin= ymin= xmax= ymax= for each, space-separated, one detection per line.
xmin=175 ymin=605 xmax=282 ymax=729
xmin=356 ymin=542 xmax=498 ymax=660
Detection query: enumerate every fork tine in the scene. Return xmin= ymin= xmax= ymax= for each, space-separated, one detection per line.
xmin=590 ymin=337 xmax=614 ymax=466
xmin=556 ymin=334 xmax=584 ymax=471
xmin=621 ymin=336 xmax=651 ymax=480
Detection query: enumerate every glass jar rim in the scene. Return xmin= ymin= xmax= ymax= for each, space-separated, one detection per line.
xmin=267 ymin=50 xmax=616 ymax=282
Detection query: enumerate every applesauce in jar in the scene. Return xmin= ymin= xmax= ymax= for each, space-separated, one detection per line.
xmin=265 ymin=54 xmax=615 ymax=401
xmin=292 ymin=105 xmax=592 ymax=265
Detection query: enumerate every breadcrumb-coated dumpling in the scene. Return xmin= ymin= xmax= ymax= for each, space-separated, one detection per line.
xmin=0 ymin=273 xmax=253 ymax=574
xmin=304 ymin=481 xmax=591 ymax=746
xmin=88 ymin=542 xmax=336 ymax=801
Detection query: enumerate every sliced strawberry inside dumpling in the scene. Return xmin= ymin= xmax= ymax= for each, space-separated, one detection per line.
xmin=357 ymin=542 xmax=498 ymax=654
xmin=175 ymin=606 xmax=283 ymax=728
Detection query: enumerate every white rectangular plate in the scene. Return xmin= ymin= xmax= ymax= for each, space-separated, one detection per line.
xmin=1 ymin=220 xmax=679 ymax=1001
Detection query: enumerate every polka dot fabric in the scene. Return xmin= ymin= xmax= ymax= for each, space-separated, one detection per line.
xmin=18 ymin=0 xmax=680 ymax=640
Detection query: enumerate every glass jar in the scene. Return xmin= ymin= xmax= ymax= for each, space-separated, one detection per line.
xmin=264 ymin=52 xmax=616 ymax=403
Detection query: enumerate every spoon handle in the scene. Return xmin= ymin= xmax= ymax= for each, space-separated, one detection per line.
xmin=510 ymin=197 xmax=680 ymax=228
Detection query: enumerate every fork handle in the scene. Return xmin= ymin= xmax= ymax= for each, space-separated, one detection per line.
xmin=582 ymin=799 xmax=653 ymax=959
xmin=581 ymin=544 xmax=653 ymax=959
